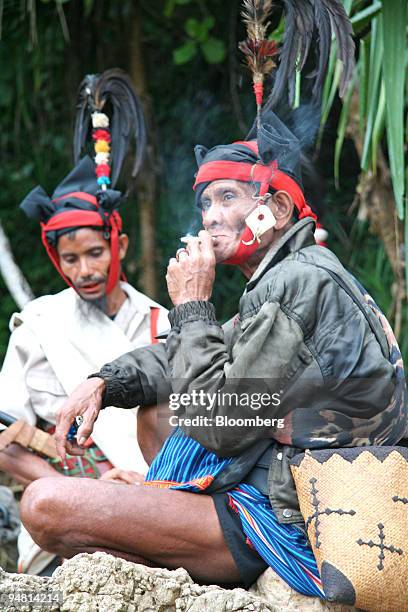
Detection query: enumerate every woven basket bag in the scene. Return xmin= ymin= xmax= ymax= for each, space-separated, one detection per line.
xmin=290 ymin=446 xmax=408 ymax=611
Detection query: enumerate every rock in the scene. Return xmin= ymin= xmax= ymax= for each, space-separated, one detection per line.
xmin=0 ymin=552 xmax=360 ymax=612
xmin=250 ymin=569 xmax=360 ymax=612
xmin=0 ymin=567 xmax=59 ymax=611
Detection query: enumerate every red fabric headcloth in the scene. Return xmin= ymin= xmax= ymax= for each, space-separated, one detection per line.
xmin=41 ymin=192 xmax=124 ymax=295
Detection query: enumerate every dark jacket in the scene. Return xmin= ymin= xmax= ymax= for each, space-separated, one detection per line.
xmin=97 ymin=218 xmax=407 ymax=524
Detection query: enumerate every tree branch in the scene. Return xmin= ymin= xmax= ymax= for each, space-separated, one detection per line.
xmin=0 ymin=220 xmax=34 ymax=309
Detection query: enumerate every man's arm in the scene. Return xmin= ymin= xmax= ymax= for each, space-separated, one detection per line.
xmin=165 ymin=299 xmax=311 ymax=456
xmin=54 ymin=343 xmax=170 ymax=460
xmin=98 ymin=343 xmax=170 ymax=408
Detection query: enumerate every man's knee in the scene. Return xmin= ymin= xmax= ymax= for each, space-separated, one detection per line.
xmin=20 ymin=477 xmax=68 ymax=550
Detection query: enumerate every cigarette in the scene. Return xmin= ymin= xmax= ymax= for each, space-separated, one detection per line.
xmin=180 ymin=235 xmax=198 ymax=242
xmin=180 ymin=236 xmax=217 ymax=243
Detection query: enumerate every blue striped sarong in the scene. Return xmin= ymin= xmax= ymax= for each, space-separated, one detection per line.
xmin=145 ymin=429 xmax=324 ymax=597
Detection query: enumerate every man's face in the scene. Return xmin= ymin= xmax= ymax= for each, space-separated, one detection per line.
xmin=200 ymin=179 xmax=259 ymax=262
xmin=57 ymin=228 xmax=112 ymax=301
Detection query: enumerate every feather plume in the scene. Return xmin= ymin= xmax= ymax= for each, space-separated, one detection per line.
xmin=243 ymin=0 xmax=355 ymax=110
xmin=238 ymin=0 xmax=278 ymax=130
xmin=270 ymin=0 xmax=315 ymax=107
xmin=73 ymin=68 xmax=147 ymax=187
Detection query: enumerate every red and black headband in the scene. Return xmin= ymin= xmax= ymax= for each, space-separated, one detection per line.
xmin=20 ymin=156 xmax=125 ymax=295
xmin=41 ymin=207 xmax=124 ymax=296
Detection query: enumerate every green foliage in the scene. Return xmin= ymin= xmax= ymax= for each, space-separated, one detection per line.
xmin=173 ymin=39 xmax=197 ymax=64
xmin=360 ymin=16 xmax=383 ymax=171
xmin=169 ymin=3 xmax=226 ymax=65
xmin=323 ymin=176 xmax=408 ymax=360
xmin=322 ymin=0 xmax=408 ymax=288
xmin=201 ymin=37 xmax=226 ymax=64
xmin=381 ymin=0 xmax=407 ymax=219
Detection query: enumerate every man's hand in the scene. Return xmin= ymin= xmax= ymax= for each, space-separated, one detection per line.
xmin=166 ymin=230 xmax=216 ymax=306
xmin=54 ymin=377 xmax=105 ymax=462
xmin=100 ymin=468 xmax=145 ymax=485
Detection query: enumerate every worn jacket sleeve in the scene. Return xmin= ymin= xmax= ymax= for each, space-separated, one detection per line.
xmin=166 ymin=300 xmax=313 ymax=456
xmin=99 ymin=343 xmax=170 ymax=408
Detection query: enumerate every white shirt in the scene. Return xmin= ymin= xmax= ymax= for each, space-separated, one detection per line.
xmin=0 ymin=282 xmax=169 ymax=469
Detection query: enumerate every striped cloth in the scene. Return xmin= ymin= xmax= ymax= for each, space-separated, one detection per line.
xmin=145 ymin=429 xmax=324 ymax=597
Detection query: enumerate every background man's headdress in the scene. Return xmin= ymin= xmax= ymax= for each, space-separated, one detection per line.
xmin=19 ymin=69 xmax=147 ymax=295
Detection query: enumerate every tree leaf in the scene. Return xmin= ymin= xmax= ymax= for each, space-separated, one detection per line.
xmin=173 ymin=40 xmax=197 ymax=65
xmin=358 ymin=38 xmax=367 ymax=140
xmin=343 ymin=0 xmax=353 ymax=16
xmin=360 ymin=16 xmax=383 ymax=171
xmin=351 ymin=1 xmax=382 ymax=33
xmin=185 ymin=17 xmax=214 ymax=43
xmin=371 ymin=79 xmax=386 ymax=172
xmin=293 ymin=57 xmax=301 ymax=109
xmin=202 ymin=15 xmax=215 ymax=31
xmin=406 ymin=167 xmax=408 ymax=290
xmin=184 ymin=17 xmax=200 ymax=39
xmin=320 ymin=53 xmax=342 ymax=137
xmin=201 ymin=37 xmax=226 ymax=64
xmin=381 ymin=0 xmax=407 ymax=218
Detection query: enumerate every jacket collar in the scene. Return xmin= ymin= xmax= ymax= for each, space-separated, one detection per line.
xmin=246 ymin=217 xmax=316 ymax=290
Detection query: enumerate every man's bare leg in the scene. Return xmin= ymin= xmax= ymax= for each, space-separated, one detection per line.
xmin=20 ymin=477 xmax=241 ymax=585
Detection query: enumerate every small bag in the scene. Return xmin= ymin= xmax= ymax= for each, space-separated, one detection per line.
xmin=290 ymin=446 xmax=408 ymax=612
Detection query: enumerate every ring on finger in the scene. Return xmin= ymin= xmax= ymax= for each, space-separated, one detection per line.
xmin=176 ymin=248 xmax=188 ymax=262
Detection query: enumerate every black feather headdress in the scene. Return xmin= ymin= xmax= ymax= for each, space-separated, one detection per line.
xmin=239 ymin=0 xmax=355 ymax=122
xmin=73 ymin=68 xmax=147 ymax=187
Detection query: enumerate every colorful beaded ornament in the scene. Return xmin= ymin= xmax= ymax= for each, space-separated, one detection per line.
xmin=91 ymin=113 xmax=111 ymax=189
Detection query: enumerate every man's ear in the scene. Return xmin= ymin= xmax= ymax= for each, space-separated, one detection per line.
xmin=269 ymin=191 xmax=294 ymax=230
xmin=118 ymin=234 xmax=129 ymax=260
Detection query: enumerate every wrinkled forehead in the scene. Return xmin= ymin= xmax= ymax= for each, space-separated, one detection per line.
xmin=201 ymin=179 xmax=256 ymax=200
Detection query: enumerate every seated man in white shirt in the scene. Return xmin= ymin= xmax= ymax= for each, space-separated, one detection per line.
xmin=0 ymin=154 xmax=169 ymax=575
